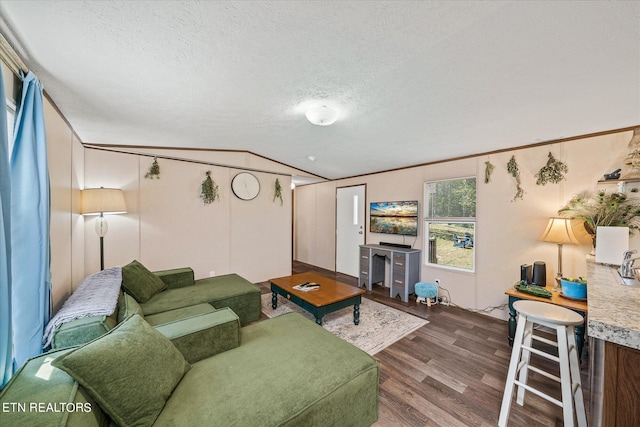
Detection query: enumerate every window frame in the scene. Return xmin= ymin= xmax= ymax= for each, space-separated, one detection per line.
xmin=424 ymin=176 xmax=477 ymax=273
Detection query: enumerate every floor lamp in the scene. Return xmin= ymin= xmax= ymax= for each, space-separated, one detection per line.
xmin=81 ymin=188 xmax=127 ymax=270
xmin=538 ymin=217 xmax=579 ymax=290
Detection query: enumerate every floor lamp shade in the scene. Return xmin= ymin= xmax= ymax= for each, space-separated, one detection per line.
xmin=80 ymin=188 xmax=127 ymax=216
xmin=81 ymin=188 xmax=127 ymax=270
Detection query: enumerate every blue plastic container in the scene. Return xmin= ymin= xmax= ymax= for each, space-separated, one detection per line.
xmin=560 ymin=279 xmax=587 ymax=299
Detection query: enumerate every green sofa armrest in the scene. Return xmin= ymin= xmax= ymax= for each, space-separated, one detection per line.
xmin=152 ymin=307 xmax=241 ymax=363
xmin=154 ymin=267 xmax=195 ymax=289
xmin=0 ymin=348 xmax=110 ymax=427
xmin=51 ymin=312 xmax=118 ymax=350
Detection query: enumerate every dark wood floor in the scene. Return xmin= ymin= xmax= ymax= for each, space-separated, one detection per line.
xmin=257 ymin=261 xmax=590 ymax=427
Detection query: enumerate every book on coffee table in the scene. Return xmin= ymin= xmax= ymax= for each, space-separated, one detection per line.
xmin=293 ymin=282 xmax=320 ymax=292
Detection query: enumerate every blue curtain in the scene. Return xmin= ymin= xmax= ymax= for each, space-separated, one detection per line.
xmin=10 ymin=71 xmax=50 ymax=370
xmin=0 ymin=64 xmax=12 ymax=388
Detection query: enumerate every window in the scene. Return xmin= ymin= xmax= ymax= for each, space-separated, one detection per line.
xmin=424 ymin=177 xmax=476 ymax=271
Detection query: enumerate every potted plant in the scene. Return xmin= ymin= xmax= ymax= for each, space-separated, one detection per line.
xmin=558 ymin=190 xmax=640 ymax=247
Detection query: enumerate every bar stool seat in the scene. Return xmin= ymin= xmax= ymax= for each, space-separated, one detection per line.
xmin=498 ymin=300 xmax=586 ymax=427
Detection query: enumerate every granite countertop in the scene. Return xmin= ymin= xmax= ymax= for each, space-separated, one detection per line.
xmin=587 ymin=256 xmax=640 ymax=350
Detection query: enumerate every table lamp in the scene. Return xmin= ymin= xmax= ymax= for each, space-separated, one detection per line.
xmin=81 ymin=187 xmax=127 ymax=270
xmin=538 ymin=217 xmax=579 ymax=290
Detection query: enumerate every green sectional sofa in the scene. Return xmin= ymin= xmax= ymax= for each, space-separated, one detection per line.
xmin=50 ymin=262 xmax=261 ymax=350
xmin=0 ymin=312 xmax=379 ymax=426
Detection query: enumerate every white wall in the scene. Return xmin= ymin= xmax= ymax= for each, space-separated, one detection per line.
xmin=294 ymin=130 xmax=634 ymax=319
xmin=47 ymin=103 xmax=85 ymax=312
xmin=83 ymin=148 xmax=293 ymax=283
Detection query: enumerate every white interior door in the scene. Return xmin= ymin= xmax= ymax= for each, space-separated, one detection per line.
xmin=336 ymin=185 xmax=365 ymax=276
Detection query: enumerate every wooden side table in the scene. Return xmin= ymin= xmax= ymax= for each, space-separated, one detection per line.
xmin=505 ymin=284 xmax=588 ymax=361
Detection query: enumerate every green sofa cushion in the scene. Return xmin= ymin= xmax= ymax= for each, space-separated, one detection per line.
xmin=140 ymin=273 xmax=261 ymax=325
xmin=144 ymin=303 xmax=215 ymax=326
xmin=154 ymin=312 xmax=379 ymax=426
xmin=122 ymin=260 xmax=167 ymax=303
xmin=154 ymin=267 xmax=195 ymax=289
xmin=153 ymin=307 xmax=241 ymax=363
xmin=117 ymin=292 xmax=143 ymax=323
xmin=52 ymin=314 xmax=190 ymax=427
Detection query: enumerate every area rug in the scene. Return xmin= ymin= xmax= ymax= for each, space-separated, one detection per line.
xmin=261 ymin=293 xmax=428 ymax=355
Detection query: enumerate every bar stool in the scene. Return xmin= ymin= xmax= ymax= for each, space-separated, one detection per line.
xmin=498 ymin=300 xmax=586 ymax=427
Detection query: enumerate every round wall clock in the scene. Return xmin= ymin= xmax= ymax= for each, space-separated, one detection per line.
xmin=231 ymin=172 xmax=260 ymax=200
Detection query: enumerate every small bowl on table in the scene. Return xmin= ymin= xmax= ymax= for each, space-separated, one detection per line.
xmin=560 ymin=277 xmax=587 ymax=300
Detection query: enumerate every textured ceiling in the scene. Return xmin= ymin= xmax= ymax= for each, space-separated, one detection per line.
xmin=0 ymin=1 xmax=638 ymax=180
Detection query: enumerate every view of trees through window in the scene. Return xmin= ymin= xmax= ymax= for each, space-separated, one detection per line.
xmin=426 ymin=178 xmax=476 ymax=218
xmin=425 ymin=178 xmax=476 ymax=271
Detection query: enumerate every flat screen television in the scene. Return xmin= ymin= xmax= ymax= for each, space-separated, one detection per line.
xmin=369 ymin=201 xmax=418 ymax=236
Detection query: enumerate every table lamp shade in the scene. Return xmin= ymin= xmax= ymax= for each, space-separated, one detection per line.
xmin=81 ymin=188 xmax=127 ymax=215
xmin=538 ymin=217 xmax=579 ymax=245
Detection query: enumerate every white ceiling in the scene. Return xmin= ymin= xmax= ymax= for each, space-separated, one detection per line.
xmin=0 ymin=1 xmax=638 ymax=180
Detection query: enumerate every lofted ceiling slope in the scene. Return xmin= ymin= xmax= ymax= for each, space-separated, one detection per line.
xmin=0 ymin=1 xmax=638 ymax=180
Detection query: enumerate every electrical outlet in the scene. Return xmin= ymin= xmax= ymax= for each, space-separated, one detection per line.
xmin=209 ymin=271 xmax=216 ymax=277
xmin=435 ymin=279 xmax=440 ymax=286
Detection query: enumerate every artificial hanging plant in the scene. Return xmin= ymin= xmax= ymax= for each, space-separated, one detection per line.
xmin=273 ymin=178 xmax=283 ymax=205
xmin=484 ymin=160 xmax=495 ymax=183
xmin=200 ymin=171 xmax=219 ymax=204
xmin=535 ymin=151 xmax=568 ymax=185
xmin=144 ymin=157 xmax=161 ymax=179
xmin=507 ymin=155 xmax=524 ymax=201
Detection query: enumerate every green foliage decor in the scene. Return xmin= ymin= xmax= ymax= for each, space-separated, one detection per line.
xmin=506 ymin=155 xmax=524 ymax=201
xmin=535 ymin=152 xmax=568 ymax=185
xmin=200 ymin=171 xmax=219 ymax=204
xmin=558 ymin=190 xmax=640 ymax=237
xmin=484 ymin=160 xmax=494 ymax=184
xmin=273 ymin=178 xmax=283 ymax=205
xmin=515 ymin=281 xmax=552 ymax=298
xmin=145 ymin=157 xmax=160 ymax=179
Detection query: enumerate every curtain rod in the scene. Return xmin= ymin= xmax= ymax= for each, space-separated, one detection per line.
xmin=0 ymin=31 xmax=28 ymax=75
xmin=84 ymin=144 xmax=293 ymax=178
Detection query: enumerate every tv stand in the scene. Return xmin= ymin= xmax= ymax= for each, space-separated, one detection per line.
xmin=359 ymin=244 xmax=421 ymax=302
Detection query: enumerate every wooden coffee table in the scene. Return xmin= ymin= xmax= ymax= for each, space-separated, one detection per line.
xmin=269 ymin=272 xmax=366 ymax=325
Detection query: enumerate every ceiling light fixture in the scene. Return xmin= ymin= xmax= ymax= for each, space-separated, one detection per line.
xmin=305 ymin=105 xmax=338 ymax=126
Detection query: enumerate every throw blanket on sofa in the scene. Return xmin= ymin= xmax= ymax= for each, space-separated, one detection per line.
xmin=43 ymin=266 xmax=122 ymax=348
